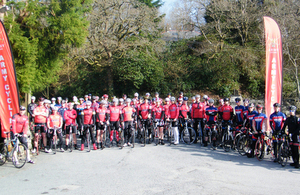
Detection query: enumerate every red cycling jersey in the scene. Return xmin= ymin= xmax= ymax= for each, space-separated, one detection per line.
xmin=191 ymin=102 xmax=205 ymax=119
xmin=109 ymin=105 xmax=121 ymax=122
xmin=33 ymin=105 xmax=48 ymax=123
xmin=96 ymin=106 xmax=109 ymax=122
xmin=169 ymin=104 xmax=179 ymax=119
xmin=91 ymin=102 xmax=99 ymax=111
xmin=122 ymin=106 xmax=136 ymax=122
xmin=163 ymin=104 xmax=170 ymax=119
xmin=152 ymin=105 xmax=164 ymax=119
xmin=64 ymin=109 xmax=77 ymax=126
xmin=179 ymin=104 xmax=189 ymax=118
xmin=83 ymin=108 xmax=95 ymax=125
xmin=220 ymin=105 xmax=233 ymax=120
xmin=139 ymin=103 xmax=151 ymax=120
xmin=12 ymin=114 xmax=28 ymax=134
xmin=48 ymin=113 xmax=62 ymax=128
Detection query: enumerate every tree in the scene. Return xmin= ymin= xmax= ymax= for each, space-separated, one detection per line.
xmin=4 ymin=0 xmax=92 ymax=97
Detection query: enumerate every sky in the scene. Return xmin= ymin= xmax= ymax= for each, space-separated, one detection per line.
xmin=159 ymin=0 xmax=179 ymax=16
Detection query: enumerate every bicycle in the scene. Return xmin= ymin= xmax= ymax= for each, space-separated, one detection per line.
xmin=131 ymin=121 xmax=136 ymax=148
xmin=181 ymin=120 xmax=196 ymax=144
xmin=198 ymin=120 xmax=203 ymax=146
xmin=278 ymin=133 xmax=292 ymax=167
xmin=67 ymin=124 xmax=74 ymax=152
xmin=0 ymin=132 xmax=28 ymax=168
xmin=33 ymin=124 xmax=44 ymax=155
xmin=101 ymin=124 xmax=108 ymax=150
xmin=222 ymin=121 xmax=234 ymax=152
xmin=153 ymin=121 xmax=159 ymax=146
xmin=52 ymin=126 xmax=58 ymax=154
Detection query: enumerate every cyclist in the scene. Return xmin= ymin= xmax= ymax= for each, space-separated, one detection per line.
xmin=145 ymin=93 xmax=151 ymax=104
xmin=109 ymin=98 xmax=122 ymax=146
xmin=64 ymin=103 xmax=78 ymax=150
xmin=55 ymin=97 xmax=62 ymax=108
xmin=12 ymin=106 xmax=35 ymax=164
xmin=27 ymin=96 xmax=37 ymax=127
xmin=178 ymin=92 xmax=184 ymax=100
xmin=248 ymin=104 xmax=267 ymax=158
xmin=95 ymin=100 xmax=109 ymax=149
xmin=152 ymin=99 xmax=165 ymax=145
xmin=191 ymin=95 xmax=205 ymax=143
xmin=269 ymin=103 xmax=286 ymax=162
xmin=167 ymin=93 xmax=172 ymax=99
xmin=133 ymin=92 xmax=139 ymax=102
xmin=121 ymin=98 xmax=136 ymax=147
xmin=75 ymin=98 xmax=85 ymax=138
xmin=44 ymin=99 xmax=52 ymax=115
xmin=119 ymin=98 xmax=125 ymax=109
xmin=58 ymin=100 xmax=67 ymax=134
xmin=33 ymin=97 xmax=49 ymax=153
xmin=281 ymin=106 xmax=299 ymax=168
xmin=81 ymin=101 xmax=97 ymax=151
xmin=138 ymin=98 xmax=152 ymax=144
xmin=84 ymin=95 xmax=89 ymax=103
xmin=219 ymin=97 xmax=233 ymax=137
xmin=178 ymin=97 xmax=190 ymax=138
xmin=217 ymin=99 xmax=224 ymax=121
xmin=203 ymin=95 xmax=209 ymax=106
xmin=234 ymin=98 xmax=245 ymax=137
xmin=244 ymin=103 xmax=257 ymax=130
xmin=91 ymin=96 xmax=99 ymax=111
xmin=47 ymin=106 xmax=64 ymax=152
xmin=168 ymin=97 xmax=179 ymax=145
xmin=205 ymin=99 xmax=218 ymax=147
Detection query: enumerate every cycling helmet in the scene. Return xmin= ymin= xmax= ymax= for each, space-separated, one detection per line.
xmin=170 ymin=97 xmax=176 ymax=102
xmin=103 ymin=94 xmax=109 ymax=98
xmin=119 ymin=98 xmax=124 ymax=102
xmin=183 ymin=97 xmax=188 ymax=101
xmin=123 ymin=94 xmax=127 ymax=98
xmin=203 ymin=95 xmax=208 ymax=100
xmin=243 ymin=99 xmax=249 ymax=103
xmin=57 ymin=97 xmax=62 ymax=100
xmin=208 ymin=99 xmax=214 ymax=104
xmin=178 ymin=98 xmax=183 ymax=102
xmin=139 ymin=97 xmax=144 ymax=100
xmin=68 ymin=103 xmax=73 ymax=107
xmin=167 ymin=93 xmax=171 ymax=96
xmin=273 ymin=103 xmax=280 ymax=107
xmin=235 ymin=98 xmax=241 ymax=102
xmin=100 ymin=100 xmax=106 ymax=104
xmin=86 ymin=101 xmax=92 ymax=105
xmin=152 ymin=98 xmax=156 ymax=102
xmin=179 ymin=92 xmax=183 ymax=96
xmin=20 ymin=106 xmax=26 ymax=111
xmin=92 ymin=96 xmax=97 ymax=100
xmin=88 ymin=94 xmax=92 ymax=96
xmin=51 ymin=97 xmax=56 ymax=101
xmin=134 ymin=92 xmax=139 ymax=97
xmin=165 ymin=98 xmax=170 ymax=102
xmin=112 ymin=98 xmax=119 ymax=103
xmin=256 ymin=104 xmax=263 ymax=109
xmin=84 ymin=95 xmax=88 ymax=98
xmin=39 ymin=97 xmax=45 ymax=102
xmin=44 ymin=99 xmax=51 ymax=104
xmin=145 ymin=92 xmax=150 ymax=96
xmin=195 ymin=94 xmax=200 ymax=98
xmin=191 ymin=96 xmax=196 ymax=100
xmin=79 ymin=98 xmax=84 ymax=101
xmin=52 ymin=106 xmax=58 ymax=111
xmin=126 ymin=98 xmax=131 ymax=103
xmin=224 ymin=97 xmax=229 ymax=102
xmin=248 ymin=103 xmax=255 ymax=107
xmin=65 ymin=98 xmax=69 ymax=101
xmin=155 ymin=92 xmax=159 ymax=95
xmin=289 ymin=105 xmax=297 ymax=111
xmin=31 ymin=96 xmax=36 ymax=100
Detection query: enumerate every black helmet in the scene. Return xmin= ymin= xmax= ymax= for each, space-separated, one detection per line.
xmin=273 ymin=103 xmax=280 ymax=107
xmin=235 ymin=98 xmax=241 ymax=102
xmin=256 ymin=104 xmax=263 ymax=109
xmin=248 ymin=103 xmax=255 ymax=108
xmin=39 ymin=97 xmax=45 ymax=102
xmin=224 ymin=97 xmax=229 ymax=102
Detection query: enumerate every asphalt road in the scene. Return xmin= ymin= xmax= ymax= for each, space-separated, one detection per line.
xmin=0 ymin=142 xmax=299 ymax=195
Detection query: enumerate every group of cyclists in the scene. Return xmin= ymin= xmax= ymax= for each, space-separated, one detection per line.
xmin=5 ymin=92 xmax=300 ymax=168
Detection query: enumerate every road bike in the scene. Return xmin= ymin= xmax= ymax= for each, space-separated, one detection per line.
xmin=278 ymin=133 xmax=292 ymax=167
xmin=204 ymin=122 xmax=218 ymax=150
xmin=222 ymin=121 xmax=234 ymax=152
xmin=254 ymin=132 xmax=274 ymax=161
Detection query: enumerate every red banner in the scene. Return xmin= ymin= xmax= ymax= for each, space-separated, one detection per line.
xmin=264 ymin=16 xmax=282 ymax=129
xmin=0 ymin=21 xmax=20 ymax=138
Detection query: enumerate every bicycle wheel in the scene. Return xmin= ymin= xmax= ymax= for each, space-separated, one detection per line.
xmin=12 ymin=144 xmax=27 ymax=169
xmin=222 ymin=132 xmax=233 ymax=152
xmin=143 ymin=127 xmax=146 ymax=147
xmin=233 ymin=132 xmax=243 ymax=150
xmin=237 ymin=135 xmax=250 ymax=156
xmin=278 ymin=142 xmax=289 ymax=167
xmin=131 ymin=127 xmax=135 ymax=148
xmin=154 ymin=127 xmax=159 ymax=146
xmin=102 ymin=130 xmax=106 ymax=150
xmin=255 ymin=138 xmax=264 ymax=161
xmin=0 ymin=143 xmax=7 ymax=165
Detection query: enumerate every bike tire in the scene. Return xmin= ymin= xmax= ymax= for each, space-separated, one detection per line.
xmin=0 ymin=143 xmax=7 ymax=165
xmin=102 ymin=130 xmax=106 ymax=150
xmin=120 ymin=130 xmax=124 ymax=149
xmin=255 ymin=138 xmax=264 ymax=161
xmin=143 ymin=127 xmax=146 ymax=147
xmin=131 ymin=127 xmax=135 ymax=148
xmin=69 ymin=134 xmax=73 ymax=152
xmin=181 ymin=127 xmax=196 ymax=144
xmin=53 ymin=136 xmax=57 ymax=154
xmin=12 ymin=144 xmax=27 ymax=169
xmin=278 ymin=142 xmax=288 ymax=167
